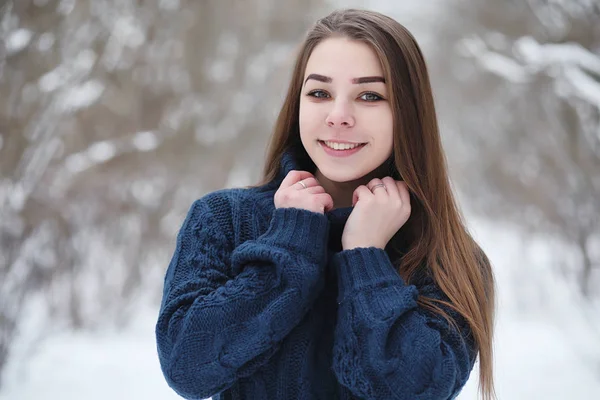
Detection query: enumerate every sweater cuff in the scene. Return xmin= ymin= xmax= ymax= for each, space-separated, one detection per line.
xmin=260 ymin=207 xmax=330 ymax=263
xmin=333 ymin=247 xmax=406 ymax=303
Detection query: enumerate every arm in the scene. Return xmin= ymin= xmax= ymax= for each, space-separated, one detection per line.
xmin=331 ymin=247 xmax=476 ymax=400
xmin=156 ymin=196 xmax=330 ymax=399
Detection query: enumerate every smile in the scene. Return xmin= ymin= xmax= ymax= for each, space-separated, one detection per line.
xmin=318 ymin=140 xmax=367 ymax=157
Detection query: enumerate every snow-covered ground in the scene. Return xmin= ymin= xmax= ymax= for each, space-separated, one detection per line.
xmin=1 ymin=217 xmax=599 ymax=400
xmin=0 ymin=304 xmax=182 ymax=400
xmin=458 ymin=218 xmax=600 ymax=399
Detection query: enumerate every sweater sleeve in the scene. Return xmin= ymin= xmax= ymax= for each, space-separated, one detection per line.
xmin=155 ymin=196 xmax=330 ymax=400
xmin=331 ymin=247 xmax=476 ymax=400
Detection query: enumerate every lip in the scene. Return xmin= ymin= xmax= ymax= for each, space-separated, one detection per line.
xmin=320 ymin=139 xmax=365 ymax=144
xmin=318 ymin=140 xmax=367 ymax=157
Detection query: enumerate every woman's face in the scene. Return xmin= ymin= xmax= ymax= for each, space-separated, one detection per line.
xmin=299 ymin=37 xmax=394 ymax=183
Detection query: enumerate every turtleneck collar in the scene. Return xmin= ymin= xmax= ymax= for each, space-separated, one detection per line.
xmin=265 ymin=145 xmax=409 ymax=272
xmin=275 ymin=147 xmax=354 ymax=228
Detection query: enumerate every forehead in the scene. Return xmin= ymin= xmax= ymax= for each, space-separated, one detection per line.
xmin=304 ymin=37 xmax=384 ymax=81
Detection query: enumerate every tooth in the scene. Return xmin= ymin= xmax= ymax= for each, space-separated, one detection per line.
xmin=324 ymin=141 xmax=360 ymax=150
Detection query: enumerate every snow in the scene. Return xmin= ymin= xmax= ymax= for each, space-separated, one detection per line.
xmin=57 ymin=79 xmax=105 ymax=111
xmin=57 ymin=0 xmax=76 ymax=16
xmin=36 ymin=32 xmax=55 ymax=52
xmin=477 ymin=51 xmax=531 ymax=83
xmin=456 ymin=218 xmax=600 ymax=399
xmin=206 ymin=59 xmax=235 ymax=84
xmin=64 ymin=152 xmax=93 ymax=174
xmin=86 ymin=140 xmax=117 ymax=163
xmin=39 ymin=50 xmax=97 ymax=94
xmin=38 ymin=68 xmax=67 ymax=93
xmin=515 ymin=37 xmax=600 ymax=75
xmin=6 ymin=29 xmax=33 ymax=55
xmin=132 ymin=131 xmax=160 ymax=152
xmin=112 ymin=17 xmax=146 ymax=48
xmin=0 ymin=305 xmax=185 ymax=400
xmin=1 ymin=218 xmax=599 ymax=400
xmin=563 ymin=66 xmax=600 ymax=106
xmin=467 ymin=35 xmax=600 ymax=108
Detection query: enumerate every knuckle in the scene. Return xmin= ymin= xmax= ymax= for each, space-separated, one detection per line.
xmin=280 ymin=192 xmax=291 ymax=202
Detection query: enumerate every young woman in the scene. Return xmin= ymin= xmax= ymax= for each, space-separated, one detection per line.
xmin=156 ymin=8 xmax=496 ymax=400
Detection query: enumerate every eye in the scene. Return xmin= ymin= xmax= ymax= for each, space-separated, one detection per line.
xmin=307 ymin=90 xmax=330 ymax=99
xmin=360 ymin=92 xmax=384 ymax=102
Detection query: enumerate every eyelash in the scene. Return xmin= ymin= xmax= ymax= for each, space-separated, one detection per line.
xmin=306 ymin=90 xmax=384 ymax=102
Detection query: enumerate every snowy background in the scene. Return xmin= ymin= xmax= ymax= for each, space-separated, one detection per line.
xmin=1 ymin=0 xmax=599 ymax=399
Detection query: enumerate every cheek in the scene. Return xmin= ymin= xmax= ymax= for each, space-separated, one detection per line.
xmin=299 ymin=102 xmax=322 ymax=135
xmin=363 ymin=108 xmax=393 ymax=138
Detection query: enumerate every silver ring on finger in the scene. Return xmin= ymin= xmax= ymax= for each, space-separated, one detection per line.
xmin=371 ymin=183 xmax=386 ymax=192
xmin=297 ymin=180 xmax=307 ymax=190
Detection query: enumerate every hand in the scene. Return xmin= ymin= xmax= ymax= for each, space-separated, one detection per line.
xmin=274 ymin=170 xmax=334 ymax=214
xmin=341 ymin=177 xmax=411 ymax=251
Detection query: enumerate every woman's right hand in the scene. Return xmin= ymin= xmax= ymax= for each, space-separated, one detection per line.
xmin=274 ymin=170 xmax=334 ymax=214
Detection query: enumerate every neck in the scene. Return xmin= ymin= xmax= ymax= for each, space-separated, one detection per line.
xmin=314 ymin=164 xmax=389 ymax=210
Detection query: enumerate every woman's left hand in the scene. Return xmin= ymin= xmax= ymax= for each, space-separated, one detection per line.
xmin=341 ymin=177 xmax=412 ymax=251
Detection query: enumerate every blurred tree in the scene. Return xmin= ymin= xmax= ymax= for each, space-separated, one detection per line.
xmin=431 ymin=0 xmax=600 ymax=298
xmin=0 ymin=0 xmax=326 ymax=386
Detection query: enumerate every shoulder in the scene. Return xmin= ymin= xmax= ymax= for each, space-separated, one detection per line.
xmin=197 ymin=184 xmax=275 ymax=215
xmin=192 ymin=187 xmax=249 ymax=216
xmin=187 ymin=183 xmax=276 ymax=235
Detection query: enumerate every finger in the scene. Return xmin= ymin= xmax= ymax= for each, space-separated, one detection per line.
xmin=352 ymin=185 xmax=372 ymax=206
xmin=366 ymin=178 xmax=381 ymax=191
xmin=280 ymin=170 xmax=314 ymax=189
xmin=315 ymin=193 xmax=334 ymax=212
xmin=381 ymin=176 xmax=400 ymax=198
xmin=297 ymin=177 xmax=320 ymax=189
xmin=395 ymin=181 xmax=411 ymax=207
xmin=367 ymin=178 xmax=388 ymax=198
xmin=306 ymin=185 xmax=325 ymax=194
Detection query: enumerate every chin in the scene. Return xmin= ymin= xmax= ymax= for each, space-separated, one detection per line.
xmin=317 ymin=167 xmax=367 ymax=183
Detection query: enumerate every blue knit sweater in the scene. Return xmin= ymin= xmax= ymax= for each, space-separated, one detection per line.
xmin=155 ymin=149 xmax=477 ymax=400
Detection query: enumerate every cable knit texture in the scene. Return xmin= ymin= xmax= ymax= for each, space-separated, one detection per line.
xmin=155 ymin=148 xmax=477 ymax=400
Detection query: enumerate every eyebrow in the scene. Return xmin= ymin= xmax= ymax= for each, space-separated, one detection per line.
xmin=304 ymin=73 xmax=385 ymax=85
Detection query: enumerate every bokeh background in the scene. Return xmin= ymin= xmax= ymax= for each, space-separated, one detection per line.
xmin=1 ymin=0 xmax=599 ymax=399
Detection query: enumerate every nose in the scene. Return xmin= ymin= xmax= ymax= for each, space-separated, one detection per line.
xmin=325 ymin=100 xmax=355 ymax=128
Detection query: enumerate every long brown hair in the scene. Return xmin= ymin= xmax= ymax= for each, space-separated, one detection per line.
xmin=254 ymin=9 xmax=496 ymax=400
